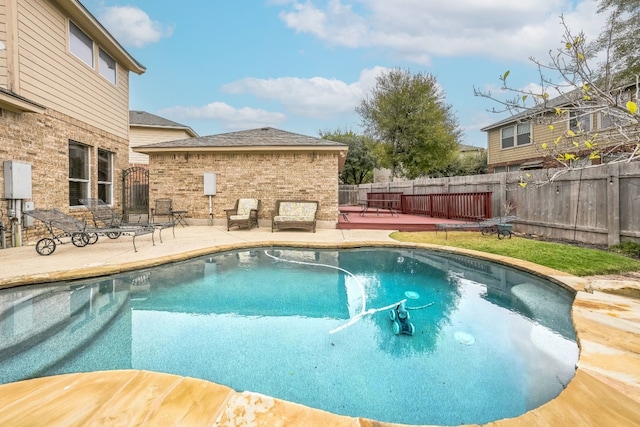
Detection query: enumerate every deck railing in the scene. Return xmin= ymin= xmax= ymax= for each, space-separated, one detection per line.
xmin=363 ymin=191 xmax=492 ymax=220
xmin=401 ymin=192 xmax=492 ymax=220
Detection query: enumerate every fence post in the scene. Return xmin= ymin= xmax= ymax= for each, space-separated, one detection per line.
xmin=607 ymin=164 xmax=620 ymax=246
xmin=499 ymin=173 xmax=507 ymax=215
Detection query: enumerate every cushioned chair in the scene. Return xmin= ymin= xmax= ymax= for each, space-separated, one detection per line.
xmin=225 ymin=198 xmax=260 ymax=230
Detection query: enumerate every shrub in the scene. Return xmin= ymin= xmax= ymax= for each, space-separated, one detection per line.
xmin=609 ymin=241 xmax=640 ymax=259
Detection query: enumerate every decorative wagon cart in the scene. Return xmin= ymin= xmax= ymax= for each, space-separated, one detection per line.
xmin=480 ymin=216 xmax=517 ymax=240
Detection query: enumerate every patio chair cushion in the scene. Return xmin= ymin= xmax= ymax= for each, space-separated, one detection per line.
xmin=234 ymin=198 xmax=259 ymax=219
xmin=277 ymin=202 xmax=317 ymax=219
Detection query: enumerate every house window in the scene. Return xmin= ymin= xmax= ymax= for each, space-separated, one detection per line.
xmin=98 ymin=48 xmax=116 ymax=84
xmin=599 ymin=112 xmax=614 ymax=130
xmin=516 ymin=123 xmax=531 ymax=146
xmin=98 ymin=149 xmax=113 ymax=204
xmin=69 ymin=141 xmax=90 ymax=206
xmin=69 ymin=21 xmax=93 ymax=67
xmin=569 ymin=110 xmax=591 ymax=133
xmin=501 ymin=123 xmax=531 ymax=149
xmin=501 ymin=126 xmax=514 ymax=149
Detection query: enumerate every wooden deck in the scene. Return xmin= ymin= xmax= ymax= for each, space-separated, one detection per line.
xmin=337 ymin=205 xmax=473 ymax=232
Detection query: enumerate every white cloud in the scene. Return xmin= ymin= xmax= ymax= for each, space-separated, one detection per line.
xmin=221 ymin=66 xmax=389 ymax=117
xmin=158 ymin=103 xmax=287 ymax=131
xmin=157 ymin=67 xmax=389 ymax=132
xmin=99 ymin=6 xmax=173 ymax=47
xmin=277 ymin=0 xmax=607 ymax=65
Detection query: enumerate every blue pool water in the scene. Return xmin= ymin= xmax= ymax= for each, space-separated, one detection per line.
xmin=0 ymin=247 xmax=578 ymax=425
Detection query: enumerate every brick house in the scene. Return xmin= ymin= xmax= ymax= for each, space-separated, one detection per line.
xmin=134 ymin=127 xmax=348 ymax=228
xmin=129 ymin=111 xmax=198 ymax=166
xmin=0 ymin=0 xmax=144 ymax=245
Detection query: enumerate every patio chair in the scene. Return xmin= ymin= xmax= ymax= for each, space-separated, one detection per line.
xmin=151 ymin=199 xmax=173 ymax=223
xmin=225 ymin=198 xmax=260 ymax=230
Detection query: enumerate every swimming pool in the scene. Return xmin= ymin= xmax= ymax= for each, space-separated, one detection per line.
xmin=0 ymin=247 xmax=578 ymax=426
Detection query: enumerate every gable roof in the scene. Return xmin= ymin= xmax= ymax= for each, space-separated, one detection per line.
xmin=130 ymin=111 xmax=198 ymax=137
xmin=133 ymin=127 xmax=348 ymax=152
xmin=459 ymin=143 xmax=485 ymax=152
xmin=481 ymin=82 xmax=638 ymax=132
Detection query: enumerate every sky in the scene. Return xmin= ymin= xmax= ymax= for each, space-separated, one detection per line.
xmin=82 ymin=0 xmax=608 ymax=148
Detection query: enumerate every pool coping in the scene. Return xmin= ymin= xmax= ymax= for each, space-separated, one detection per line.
xmin=0 ymin=234 xmax=639 ymax=426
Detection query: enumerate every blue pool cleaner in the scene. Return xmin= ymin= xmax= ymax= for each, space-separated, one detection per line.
xmin=389 ymin=302 xmax=415 ymax=336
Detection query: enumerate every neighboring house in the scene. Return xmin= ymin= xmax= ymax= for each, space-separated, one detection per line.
xmin=0 ymin=0 xmax=144 ymax=243
xmin=459 ymin=144 xmax=486 ymax=159
xmin=482 ymin=85 xmax=638 ymax=173
xmin=129 ymin=111 xmax=198 ymax=166
xmin=134 ymin=127 xmax=348 ymax=228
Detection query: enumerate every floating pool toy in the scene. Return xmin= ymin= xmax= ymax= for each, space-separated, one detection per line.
xmin=389 ymin=302 xmax=415 ymax=336
xmin=404 ymin=290 xmax=420 ymax=300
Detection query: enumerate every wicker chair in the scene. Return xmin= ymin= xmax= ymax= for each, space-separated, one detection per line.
xmin=225 ymin=198 xmax=260 ymax=230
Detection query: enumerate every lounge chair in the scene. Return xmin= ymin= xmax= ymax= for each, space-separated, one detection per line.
xmin=79 ymin=198 xmax=174 ymax=242
xmin=24 ymin=208 xmax=154 ymax=255
xmin=225 ymin=198 xmax=260 ymax=230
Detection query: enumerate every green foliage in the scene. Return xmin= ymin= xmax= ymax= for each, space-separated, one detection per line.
xmin=593 ymin=0 xmax=640 ymax=87
xmin=609 ymin=241 xmax=640 ymax=259
xmin=320 ymin=129 xmax=377 ymax=185
xmin=356 ymin=68 xmax=461 ymax=180
xmin=390 ymin=231 xmax=640 ymax=276
xmin=430 ymin=150 xmax=488 ymax=177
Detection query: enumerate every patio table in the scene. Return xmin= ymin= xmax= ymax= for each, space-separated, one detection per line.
xmin=360 ymin=200 xmax=399 ymax=217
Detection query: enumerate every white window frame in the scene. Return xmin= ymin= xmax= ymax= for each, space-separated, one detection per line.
xmin=98 ymin=149 xmax=114 ymax=204
xmin=569 ymin=110 xmax=591 ymax=133
xmin=69 ymin=21 xmax=93 ymax=67
xmin=501 ymin=122 xmax=531 ymax=149
xmin=98 ymin=48 xmax=117 ymax=84
xmin=69 ymin=141 xmax=90 ymax=207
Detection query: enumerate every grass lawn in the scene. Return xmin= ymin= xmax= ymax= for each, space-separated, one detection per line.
xmin=390 ymin=231 xmax=640 ymax=277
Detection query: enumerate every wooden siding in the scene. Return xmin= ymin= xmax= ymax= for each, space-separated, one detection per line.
xmin=129 ymin=127 xmax=194 ymax=164
xmin=14 ymin=0 xmax=129 ymax=138
xmin=487 ymin=112 xmax=611 ymax=169
xmin=487 ymin=124 xmax=543 ymax=166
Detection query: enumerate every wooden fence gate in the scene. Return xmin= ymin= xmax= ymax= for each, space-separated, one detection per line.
xmin=122 ymin=167 xmax=149 ymax=223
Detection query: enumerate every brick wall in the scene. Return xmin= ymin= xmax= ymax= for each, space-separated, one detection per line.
xmin=148 ymin=151 xmax=340 ymax=226
xmin=0 ymin=108 xmax=129 ymax=246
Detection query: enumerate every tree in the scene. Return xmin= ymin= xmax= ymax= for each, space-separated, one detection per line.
xmin=474 ymin=14 xmax=640 ymax=185
xmin=592 ymin=0 xmax=640 ymax=88
xmin=320 ymin=129 xmax=377 ymax=185
xmin=430 ymin=151 xmax=488 ymax=178
xmin=356 ymin=69 xmax=462 ymax=180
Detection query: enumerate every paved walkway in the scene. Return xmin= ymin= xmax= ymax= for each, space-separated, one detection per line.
xmin=0 ymin=226 xmax=639 ymax=426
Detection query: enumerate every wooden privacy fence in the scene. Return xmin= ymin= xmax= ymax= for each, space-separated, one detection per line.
xmin=364 ymin=191 xmax=492 ymax=220
xmin=366 ymin=192 xmax=403 ymax=211
xmin=346 ymin=162 xmax=640 ymax=245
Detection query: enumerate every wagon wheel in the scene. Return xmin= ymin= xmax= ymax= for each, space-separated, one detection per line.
xmin=36 ymin=238 xmax=56 ymax=256
xmin=86 ymin=233 xmax=99 ymax=244
xmin=106 ymin=232 xmax=121 ymax=239
xmin=498 ymin=230 xmax=512 ymax=240
xmin=481 ymin=227 xmax=491 ymax=236
xmin=72 ymin=233 xmax=89 ymax=247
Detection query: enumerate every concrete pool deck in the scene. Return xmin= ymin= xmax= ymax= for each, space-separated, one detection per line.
xmin=0 ymin=225 xmax=639 ymax=426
